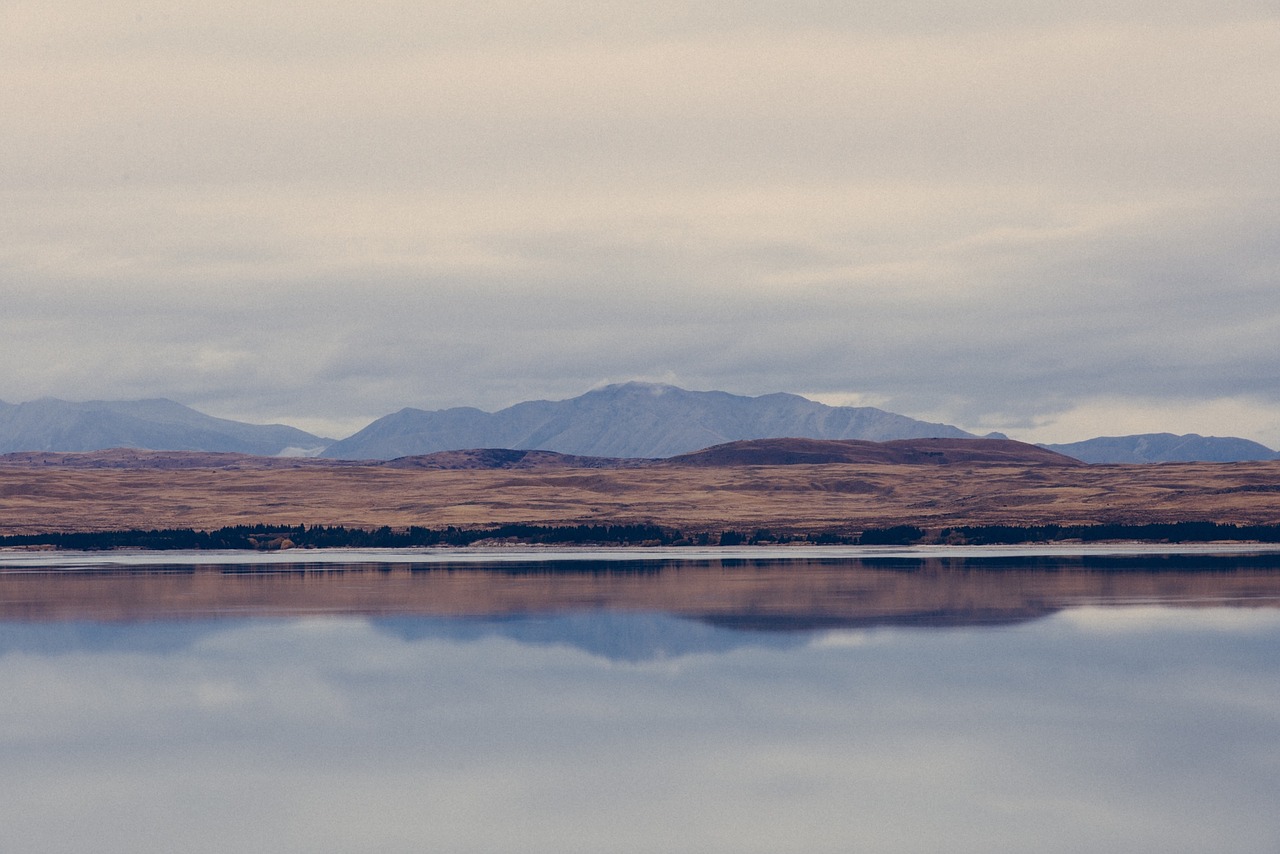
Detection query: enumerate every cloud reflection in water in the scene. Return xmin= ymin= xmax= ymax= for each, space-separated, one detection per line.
xmin=1 ymin=605 xmax=1278 ymax=853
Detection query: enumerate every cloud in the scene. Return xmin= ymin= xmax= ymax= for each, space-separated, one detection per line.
xmin=1 ymin=2 xmax=1277 ymax=442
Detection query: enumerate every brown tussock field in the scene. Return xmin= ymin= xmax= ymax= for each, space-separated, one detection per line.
xmin=3 ymin=451 xmax=1280 ymax=536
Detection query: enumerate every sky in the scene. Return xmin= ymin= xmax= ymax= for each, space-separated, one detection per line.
xmin=3 ymin=1 xmax=1278 ymax=444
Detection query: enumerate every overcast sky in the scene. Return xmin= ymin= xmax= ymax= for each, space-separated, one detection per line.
xmin=3 ymin=1 xmax=1278 ymax=444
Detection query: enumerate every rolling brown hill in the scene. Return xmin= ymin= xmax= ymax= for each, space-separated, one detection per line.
xmin=664 ymin=437 xmax=1082 ymax=467
xmin=2 ymin=438 xmax=1278 ymax=537
xmin=380 ymin=448 xmax=649 ymax=470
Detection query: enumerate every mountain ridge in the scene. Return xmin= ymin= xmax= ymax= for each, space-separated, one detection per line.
xmin=320 ymin=382 xmax=977 ymax=460
xmin=0 ymin=398 xmax=329 ymax=457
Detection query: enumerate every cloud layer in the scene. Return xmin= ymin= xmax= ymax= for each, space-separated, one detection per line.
xmin=3 ymin=2 xmax=1277 ymax=442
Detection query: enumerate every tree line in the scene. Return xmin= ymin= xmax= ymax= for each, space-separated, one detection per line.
xmin=2 ymin=521 xmax=1278 ymax=551
xmin=0 ymin=523 xmax=677 ymax=550
xmin=938 ymin=521 xmax=1280 ymax=545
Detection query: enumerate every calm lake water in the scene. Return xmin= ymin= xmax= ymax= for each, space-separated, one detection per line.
xmin=1 ymin=547 xmax=1278 ymax=853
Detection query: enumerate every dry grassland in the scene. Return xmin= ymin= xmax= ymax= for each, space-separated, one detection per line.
xmin=2 ymin=459 xmax=1280 ymax=535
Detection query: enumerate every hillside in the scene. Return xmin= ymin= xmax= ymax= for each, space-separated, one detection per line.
xmin=380 ymin=448 xmax=648 ymax=470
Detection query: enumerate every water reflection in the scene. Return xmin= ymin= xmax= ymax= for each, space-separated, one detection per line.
xmin=3 ymin=551 xmax=1280 ymax=627
xmin=0 ymin=554 xmax=1278 ymax=853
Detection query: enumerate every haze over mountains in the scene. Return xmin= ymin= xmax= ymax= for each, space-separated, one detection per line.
xmin=2 ymin=384 xmax=1276 ymax=464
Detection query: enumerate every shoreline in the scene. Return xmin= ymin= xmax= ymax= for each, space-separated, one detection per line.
xmin=6 ymin=541 xmax=1280 ymax=570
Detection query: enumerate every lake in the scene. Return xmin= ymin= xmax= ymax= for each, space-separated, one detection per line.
xmin=1 ymin=546 xmax=1278 ymax=853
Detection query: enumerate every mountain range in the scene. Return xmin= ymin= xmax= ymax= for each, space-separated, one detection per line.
xmin=1040 ymin=433 xmax=1280 ymax=464
xmin=1 ymin=384 xmax=1276 ymax=464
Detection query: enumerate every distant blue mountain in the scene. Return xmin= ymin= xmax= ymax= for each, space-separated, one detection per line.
xmin=1041 ymin=433 xmax=1279 ymax=464
xmin=0 ymin=397 xmax=329 ymax=456
xmin=321 ymin=382 xmax=976 ymax=460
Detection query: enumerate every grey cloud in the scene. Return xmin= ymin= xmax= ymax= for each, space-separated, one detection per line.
xmin=1 ymin=2 xmax=1277 ymax=440
xmin=6 ymin=8 xmax=1273 ymax=197
xmin=4 ymin=194 xmax=1277 ymax=432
